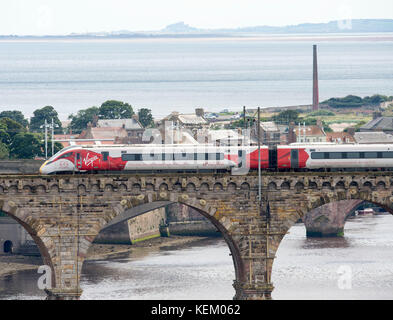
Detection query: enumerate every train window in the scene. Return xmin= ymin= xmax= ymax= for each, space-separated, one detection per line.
xmin=102 ymin=152 xmax=109 ymax=161
xmin=311 ymin=152 xmax=324 ymax=159
xmin=382 ymin=152 xmax=393 ymax=158
xmin=122 ymin=154 xmax=142 ymax=161
xmin=174 ymin=153 xmax=193 ymax=161
xmin=58 ymin=152 xmax=73 ymax=159
xmin=347 ymin=152 xmax=360 ymax=159
xmin=205 ymin=153 xmax=209 ymax=161
xmin=364 ymin=152 xmax=378 ymax=159
xmin=216 ymin=153 xmax=222 ymax=160
xmin=76 ymin=153 xmax=80 ymax=160
xmin=121 ymin=150 xmax=126 ymax=154
xmin=163 ymin=153 xmax=173 ymax=161
xmin=329 ymin=152 xmax=343 ymax=159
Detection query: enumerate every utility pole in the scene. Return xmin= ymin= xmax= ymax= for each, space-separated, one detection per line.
xmin=51 ymin=118 xmax=54 ymax=156
xmin=257 ymin=107 xmax=261 ymax=205
xmin=44 ymin=119 xmax=48 ymax=159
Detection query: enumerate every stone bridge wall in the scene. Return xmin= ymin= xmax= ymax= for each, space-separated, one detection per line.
xmin=0 ymin=172 xmax=392 ymax=300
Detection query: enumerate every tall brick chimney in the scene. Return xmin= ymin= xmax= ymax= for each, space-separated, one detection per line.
xmin=313 ymin=45 xmax=319 ymax=111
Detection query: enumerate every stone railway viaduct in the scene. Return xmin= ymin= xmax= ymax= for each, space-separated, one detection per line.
xmin=1 ymin=171 xmax=392 ymax=300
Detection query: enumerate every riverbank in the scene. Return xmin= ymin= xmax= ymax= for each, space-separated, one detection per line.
xmin=0 ymin=254 xmax=42 ymax=277
xmin=0 ymin=235 xmax=213 ymax=278
xmin=86 ymin=235 xmax=212 ymax=261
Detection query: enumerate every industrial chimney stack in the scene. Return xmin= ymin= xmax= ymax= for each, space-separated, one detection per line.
xmin=312 ymin=45 xmax=319 ymax=111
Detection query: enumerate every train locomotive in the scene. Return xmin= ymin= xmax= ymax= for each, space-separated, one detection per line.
xmin=39 ymin=143 xmax=393 ymax=174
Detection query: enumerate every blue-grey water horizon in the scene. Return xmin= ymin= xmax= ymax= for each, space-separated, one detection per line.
xmin=0 ymin=35 xmax=392 ymax=120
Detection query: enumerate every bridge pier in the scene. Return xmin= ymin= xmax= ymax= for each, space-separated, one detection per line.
xmin=233 ymin=282 xmax=274 ymax=300
xmin=45 ymin=288 xmax=82 ymax=300
xmin=304 ymin=200 xmax=363 ymax=237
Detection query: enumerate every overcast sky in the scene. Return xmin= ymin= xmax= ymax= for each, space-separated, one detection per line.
xmin=1 ymin=0 xmax=393 ymax=35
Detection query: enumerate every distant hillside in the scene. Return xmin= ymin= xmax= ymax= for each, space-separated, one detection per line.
xmin=1 ymin=19 xmax=393 ymax=39
xmin=161 ymin=19 xmax=393 ymax=34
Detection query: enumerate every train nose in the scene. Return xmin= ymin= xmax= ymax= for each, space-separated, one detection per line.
xmin=39 ymin=161 xmax=48 ymax=174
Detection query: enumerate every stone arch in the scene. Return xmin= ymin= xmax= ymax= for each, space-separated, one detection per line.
xmin=377 ymin=181 xmax=386 ymax=190
xmin=271 ymin=190 xmax=393 ymax=291
xmin=80 ymin=197 xmax=245 ymax=300
xmin=268 ymin=182 xmax=277 ymax=190
xmin=227 ymin=182 xmax=237 ymax=192
xmin=186 ymin=183 xmax=196 ymax=192
xmin=335 ymin=181 xmax=346 ymax=190
xmin=349 ymin=181 xmax=359 ymax=189
xmin=0 ymin=202 xmax=57 ymax=288
xmin=280 ymin=181 xmax=290 ymax=190
xmin=213 ymin=183 xmax=223 ymax=192
xmin=50 ymin=184 xmax=60 ymax=193
xmin=22 ymin=185 xmax=32 ymax=194
xmin=91 ymin=184 xmax=101 ymax=192
xmin=173 ymin=183 xmax=182 ymax=192
xmin=363 ymin=181 xmax=373 ymax=190
xmin=35 ymin=185 xmax=46 ymax=194
xmin=104 ymin=184 xmax=114 ymax=192
xmin=159 ymin=183 xmax=168 ymax=191
xmin=78 ymin=184 xmax=87 ymax=194
xmin=241 ymin=182 xmax=250 ymax=190
xmin=8 ymin=185 xmax=18 ymax=194
xmin=146 ymin=183 xmax=155 ymax=191
xmin=308 ymin=181 xmax=318 ymax=189
xmin=131 ymin=183 xmax=141 ymax=194
xmin=199 ymin=183 xmax=210 ymax=192
xmin=295 ymin=182 xmax=304 ymax=191
xmin=322 ymin=182 xmax=332 ymax=190
xmin=118 ymin=183 xmax=127 ymax=192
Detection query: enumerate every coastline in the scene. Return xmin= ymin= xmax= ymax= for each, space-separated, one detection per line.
xmin=0 ymin=235 xmax=213 ymax=278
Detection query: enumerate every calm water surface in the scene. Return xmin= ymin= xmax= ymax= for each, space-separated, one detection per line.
xmin=0 ymin=37 xmax=392 ymax=119
xmin=1 ymin=215 xmax=393 ymax=300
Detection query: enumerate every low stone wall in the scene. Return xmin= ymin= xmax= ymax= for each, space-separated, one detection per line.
xmin=127 ymin=207 xmax=166 ymax=244
xmin=0 ymin=160 xmax=43 ymax=174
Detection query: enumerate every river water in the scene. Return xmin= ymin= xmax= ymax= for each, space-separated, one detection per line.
xmin=1 ymin=215 xmax=393 ymax=300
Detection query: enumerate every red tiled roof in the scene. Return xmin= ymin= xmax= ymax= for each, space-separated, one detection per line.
xmin=294 ymin=125 xmax=325 ymax=137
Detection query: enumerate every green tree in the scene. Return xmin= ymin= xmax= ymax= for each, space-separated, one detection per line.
xmin=68 ymin=106 xmax=100 ymax=134
xmin=30 ymin=106 xmax=63 ymax=134
xmin=0 ymin=118 xmax=25 ymax=147
xmin=0 ymin=142 xmax=9 ymax=159
xmin=99 ymin=100 xmax=134 ymax=119
xmin=270 ymin=110 xmax=300 ymax=125
xmin=0 ymin=111 xmax=28 ymax=128
xmin=9 ymin=132 xmax=44 ymax=159
xmin=137 ymin=108 xmax=154 ymax=127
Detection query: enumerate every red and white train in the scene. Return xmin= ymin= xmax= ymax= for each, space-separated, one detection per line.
xmin=39 ymin=143 xmax=393 ymax=174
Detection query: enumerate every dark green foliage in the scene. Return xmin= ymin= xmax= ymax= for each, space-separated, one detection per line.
xmin=323 ymin=94 xmax=392 ymax=109
xmin=308 ymin=110 xmax=335 ymax=117
xmin=68 ymin=107 xmax=100 ymax=134
xmin=9 ymin=132 xmax=44 ymax=159
xmin=0 ymin=111 xmax=28 ymax=128
xmin=228 ymin=117 xmax=257 ymax=129
xmin=0 ymin=142 xmax=9 ymax=159
xmin=270 ymin=110 xmax=300 ymax=125
xmin=30 ymin=106 xmax=63 ymax=134
xmin=99 ymin=100 xmax=134 ymax=119
xmin=138 ymin=108 xmax=154 ymax=128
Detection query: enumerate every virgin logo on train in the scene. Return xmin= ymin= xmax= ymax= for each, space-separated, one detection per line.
xmin=84 ymin=153 xmax=99 ymax=167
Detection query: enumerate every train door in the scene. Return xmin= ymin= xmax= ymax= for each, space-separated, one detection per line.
xmin=75 ymin=152 xmax=82 ymax=170
xmin=269 ymin=146 xmax=277 ymax=169
xmin=101 ymin=151 xmax=109 ymax=170
xmin=291 ymin=149 xmax=299 ymax=169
